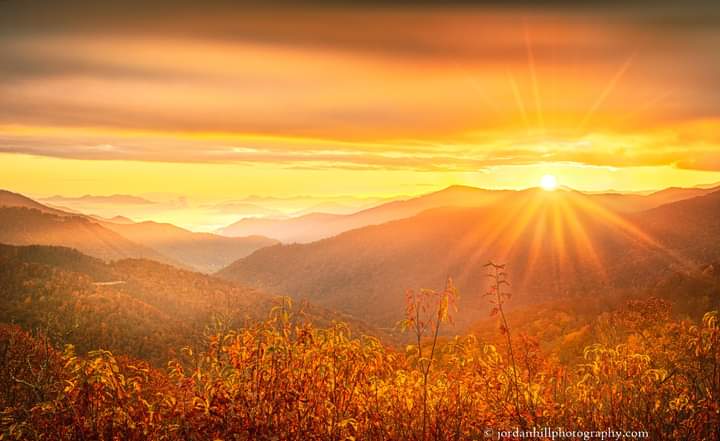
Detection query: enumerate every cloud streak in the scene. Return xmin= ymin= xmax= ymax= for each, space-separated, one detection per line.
xmin=3 ymin=122 xmax=720 ymax=171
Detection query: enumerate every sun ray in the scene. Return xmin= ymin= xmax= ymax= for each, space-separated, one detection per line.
xmin=618 ymin=89 xmax=674 ymax=125
xmin=454 ymin=63 xmax=504 ymax=119
xmin=444 ymin=189 xmax=700 ymax=306
xmin=454 ymin=206 xmax=522 ymax=276
xmin=507 ymin=72 xmax=532 ymax=133
xmin=577 ymin=52 xmax=637 ymax=132
xmin=567 ymin=192 xmax=696 ymax=271
xmin=558 ymin=196 xmax=608 ymax=281
xmin=451 ymin=192 xmax=538 ymax=285
xmin=524 ymin=22 xmax=545 ymax=132
xmin=493 ymin=192 xmax=545 ymax=260
xmin=519 ymin=201 xmax=549 ymax=289
xmin=550 ymin=197 xmax=568 ymax=284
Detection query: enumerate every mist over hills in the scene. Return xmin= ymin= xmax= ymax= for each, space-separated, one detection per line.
xmin=42 ymin=194 xmax=156 ymax=205
xmin=0 ymin=191 xmax=277 ymax=272
xmin=217 ymin=188 xmax=720 ymax=328
xmin=216 ymin=184 xmax=720 ymax=244
xmin=0 ymin=189 xmax=69 ymax=216
xmin=216 ymin=186 xmax=523 ymax=243
xmin=3 ymin=183 xmax=720 ymax=331
xmin=99 ymin=219 xmax=278 ymax=272
xmin=0 ymin=206 xmax=180 ymax=265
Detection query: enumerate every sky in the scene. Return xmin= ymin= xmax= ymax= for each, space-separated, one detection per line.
xmin=2 ymin=0 xmax=720 ymax=228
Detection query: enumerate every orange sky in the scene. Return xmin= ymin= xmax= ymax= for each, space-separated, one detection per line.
xmin=2 ymin=1 xmax=720 ymax=226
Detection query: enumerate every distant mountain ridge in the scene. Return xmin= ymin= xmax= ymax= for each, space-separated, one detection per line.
xmin=216 ymin=185 xmax=515 ymax=242
xmin=99 ymin=219 xmax=278 ymax=272
xmin=0 ymin=189 xmax=69 ymax=216
xmin=0 ymin=206 xmax=180 ymax=265
xmin=42 ymin=194 xmax=155 ymax=205
xmin=3 ymin=185 xmax=718 ymax=275
xmin=217 ymin=184 xmax=720 ymax=243
xmin=0 ymin=190 xmax=278 ymax=272
xmin=217 ymin=188 xmax=720 ymax=328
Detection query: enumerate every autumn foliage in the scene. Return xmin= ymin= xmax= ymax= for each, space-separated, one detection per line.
xmin=1 ymin=275 xmax=719 ymax=441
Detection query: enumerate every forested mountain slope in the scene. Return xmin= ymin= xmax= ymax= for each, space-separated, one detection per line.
xmin=218 ymin=190 xmax=720 ymax=328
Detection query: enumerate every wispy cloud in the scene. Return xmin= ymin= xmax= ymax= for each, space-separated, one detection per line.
xmin=3 ymin=122 xmax=720 ymax=171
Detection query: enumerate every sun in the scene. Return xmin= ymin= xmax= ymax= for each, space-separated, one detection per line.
xmin=540 ymin=174 xmax=558 ymax=191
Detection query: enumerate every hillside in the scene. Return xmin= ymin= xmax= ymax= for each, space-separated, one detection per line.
xmin=217 ymin=184 xmax=718 ymax=243
xmin=0 ymin=207 xmax=181 ymax=265
xmin=100 ymin=219 xmax=278 ymax=272
xmin=632 ymin=188 xmax=720 ymax=261
xmin=468 ymin=258 xmax=720 ymax=362
xmin=0 ymin=244 xmax=387 ymax=365
xmin=217 ymin=189 xmax=720 ymax=328
xmin=216 ymin=186 xmax=515 ymax=242
xmin=0 ymin=189 xmax=68 ymax=216
xmin=0 ymin=189 xmax=277 ymax=272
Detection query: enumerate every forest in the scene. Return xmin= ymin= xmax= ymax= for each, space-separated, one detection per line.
xmin=1 ymin=247 xmax=718 ymax=440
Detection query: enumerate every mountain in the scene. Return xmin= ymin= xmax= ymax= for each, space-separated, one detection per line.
xmin=0 ymin=190 xmax=277 ymax=272
xmin=693 ymin=180 xmax=720 ymax=189
xmin=42 ymin=194 xmax=155 ymax=205
xmin=217 ymin=184 xmax=719 ymax=244
xmin=642 ymin=185 xmax=720 ymax=208
xmin=0 ymin=189 xmax=69 ymax=216
xmin=100 ymin=219 xmax=279 ymax=272
xmin=0 ymin=244 xmax=389 ymax=364
xmin=0 ymin=243 xmax=118 ymax=280
xmin=631 ymin=188 xmax=720 ymax=262
xmin=579 ymin=185 xmax=720 ymax=212
xmin=0 ymin=244 xmax=272 ymax=364
xmin=90 ymin=214 xmax=135 ymax=224
xmin=217 ymin=189 xmax=720 ymax=329
xmin=217 ymin=185 xmax=515 ymax=243
xmin=0 ymin=206 xmax=182 ymax=265
xmin=217 ymin=212 xmax=344 ymax=243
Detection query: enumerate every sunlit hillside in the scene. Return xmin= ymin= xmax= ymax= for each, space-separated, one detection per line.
xmin=2 ymin=266 xmax=718 ymax=440
xmin=1 ymin=244 xmax=387 ymax=366
xmin=215 ymin=184 xmax=720 ymax=243
xmin=217 ymin=189 xmax=720 ymax=328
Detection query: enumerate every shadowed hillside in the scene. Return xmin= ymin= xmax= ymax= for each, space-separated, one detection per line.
xmin=630 ymin=188 xmax=720 ymax=261
xmin=1 ymin=190 xmax=279 ymax=272
xmin=100 ymin=220 xmax=278 ymax=272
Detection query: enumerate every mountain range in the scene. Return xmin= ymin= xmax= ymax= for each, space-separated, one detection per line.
xmin=216 ymin=184 xmax=720 ymax=243
xmin=3 ymin=183 xmax=720 ymax=331
xmin=41 ymin=194 xmax=156 ymax=205
xmin=99 ymin=220 xmax=277 ymax=272
xmin=216 ymin=188 xmax=720 ymax=328
xmin=0 ymin=190 xmax=276 ymax=272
